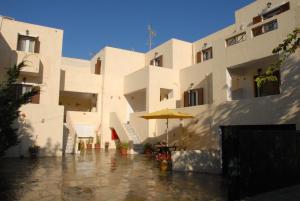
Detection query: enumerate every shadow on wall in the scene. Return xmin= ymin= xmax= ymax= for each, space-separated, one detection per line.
xmin=39 ymin=138 xmax=61 ymax=157
xmin=62 ymin=124 xmax=69 ymax=154
xmin=0 ymin=33 xmax=13 ymax=80
xmin=172 ymin=150 xmax=221 ymax=174
xmin=193 ymin=72 xmax=213 ymax=104
xmin=144 ymin=104 xmax=218 ymax=151
xmin=5 ymin=116 xmax=62 ymax=157
xmin=158 ymin=55 xmax=300 ymax=149
xmin=143 ymin=54 xmax=300 ymax=173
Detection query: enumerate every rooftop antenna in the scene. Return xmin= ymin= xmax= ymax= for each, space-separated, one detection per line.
xmin=147 ymin=25 xmax=156 ymax=50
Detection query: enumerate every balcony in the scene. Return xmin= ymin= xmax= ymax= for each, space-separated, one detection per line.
xmin=60 ymin=70 xmax=101 ymax=94
xmin=227 ymin=55 xmax=280 ymax=101
xmin=13 ymin=51 xmax=40 ymax=75
xmin=124 ymin=67 xmax=149 ymax=95
xmin=225 ymin=11 xmax=294 ymax=67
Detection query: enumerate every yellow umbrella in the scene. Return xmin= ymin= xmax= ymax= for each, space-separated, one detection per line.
xmin=141 ymin=108 xmax=194 ymax=145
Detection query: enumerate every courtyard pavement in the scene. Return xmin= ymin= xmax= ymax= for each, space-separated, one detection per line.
xmin=0 ymin=150 xmax=226 ymax=201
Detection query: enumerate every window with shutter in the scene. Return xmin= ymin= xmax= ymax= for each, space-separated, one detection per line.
xmin=184 ymin=88 xmax=204 ymax=107
xmin=31 ymin=92 xmax=40 ymax=104
xmin=197 ymin=88 xmax=204 ymax=105
xmin=202 ymin=48 xmax=213 ymax=61
xmin=150 ymin=55 xmax=163 ymax=67
xmin=253 ymin=15 xmax=262 ymax=25
xmin=34 ymin=38 xmax=40 ymax=53
xmin=13 ymin=84 xmax=40 ymax=104
xmin=95 ymin=59 xmax=101 ymax=75
xmin=184 ymin=91 xmax=189 ymax=107
xmin=17 ymin=35 xmax=39 ymax=53
xmin=262 ymin=2 xmax=290 ymax=20
xmin=252 ymin=26 xmax=263 ymax=37
xmin=252 ymin=20 xmax=278 ymax=37
xmin=196 ymin=51 xmax=202 ymax=63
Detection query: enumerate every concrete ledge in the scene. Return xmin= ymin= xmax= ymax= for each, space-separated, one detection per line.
xmin=172 ymin=150 xmax=221 ymax=174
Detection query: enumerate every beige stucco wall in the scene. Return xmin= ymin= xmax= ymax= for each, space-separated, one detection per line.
xmin=180 ymin=2 xmax=298 ymax=106
xmin=91 ymin=47 xmax=145 ymax=148
xmin=61 ymin=57 xmax=91 ymax=73
xmin=151 ymin=49 xmax=300 ymax=151
xmin=5 ymin=104 xmax=64 ymax=157
xmin=0 ymin=18 xmax=63 ymax=105
xmin=1 ymin=0 xmax=299 ymax=159
xmin=0 ymin=18 xmax=65 ymax=157
xmin=60 ymin=70 xmax=101 ymax=94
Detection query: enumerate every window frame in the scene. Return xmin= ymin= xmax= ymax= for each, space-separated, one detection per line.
xmin=226 ymin=32 xmax=246 ymax=47
xmin=14 ymin=84 xmax=40 ymax=104
xmin=17 ymin=35 xmax=39 ymax=53
xmin=252 ymin=20 xmax=278 ymax=37
xmin=184 ymin=88 xmax=204 ymax=107
xmin=202 ymin=47 xmax=213 ymax=61
xmin=262 ymin=2 xmax=290 ymax=20
xmin=150 ymin=55 xmax=163 ymax=67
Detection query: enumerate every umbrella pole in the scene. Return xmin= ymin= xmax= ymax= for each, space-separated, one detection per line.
xmin=166 ymin=118 xmax=169 ymax=146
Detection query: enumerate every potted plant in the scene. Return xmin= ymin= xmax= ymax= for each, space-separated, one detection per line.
xmin=143 ymin=143 xmax=153 ymax=155
xmin=156 ymin=148 xmax=172 ymax=171
xmin=119 ymin=142 xmax=129 ymax=155
xmin=86 ymin=138 xmax=93 ymax=149
xmin=94 ymin=135 xmax=101 ymax=149
xmin=28 ymin=145 xmax=40 ymax=159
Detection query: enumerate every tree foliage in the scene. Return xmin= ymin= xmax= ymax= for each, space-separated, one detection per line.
xmin=0 ymin=61 xmax=39 ymax=156
xmin=255 ymin=28 xmax=300 ymax=87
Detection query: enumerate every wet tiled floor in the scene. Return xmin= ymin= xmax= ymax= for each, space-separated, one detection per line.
xmin=0 ymin=151 xmax=227 ymax=201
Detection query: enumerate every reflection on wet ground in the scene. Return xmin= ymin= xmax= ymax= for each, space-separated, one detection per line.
xmin=0 ymin=150 xmax=227 ymax=201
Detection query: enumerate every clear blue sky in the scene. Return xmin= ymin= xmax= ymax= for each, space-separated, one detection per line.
xmin=0 ymin=0 xmax=254 ymax=60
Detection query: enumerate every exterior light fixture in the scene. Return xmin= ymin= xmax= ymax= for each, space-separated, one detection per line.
xmin=267 ymin=2 xmax=272 ymax=8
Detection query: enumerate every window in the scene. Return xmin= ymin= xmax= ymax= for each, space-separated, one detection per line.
xmin=226 ymin=32 xmax=246 ymax=47
xmin=264 ymin=20 xmax=278 ymax=32
xmin=184 ymin=88 xmax=204 ymax=107
xmin=95 ymin=59 xmax=101 ymax=75
xmin=262 ymin=2 xmax=290 ymax=20
xmin=160 ymin=88 xmax=173 ymax=101
xmin=254 ymin=71 xmax=280 ymax=97
xmin=252 ymin=20 xmax=278 ymax=37
xmin=252 ymin=2 xmax=289 ymax=25
xmin=17 ymin=35 xmax=40 ymax=53
xmin=150 ymin=55 xmax=163 ymax=67
xmin=14 ymin=84 xmax=40 ymax=104
xmin=202 ymin=48 xmax=213 ymax=61
xmin=253 ymin=15 xmax=262 ymax=25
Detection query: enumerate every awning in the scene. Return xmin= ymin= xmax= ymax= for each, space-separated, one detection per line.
xmin=74 ymin=124 xmax=95 ymax=138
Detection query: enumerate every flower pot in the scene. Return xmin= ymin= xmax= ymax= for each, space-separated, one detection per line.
xmin=144 ymin=149 xmax=152 ymax=156
xmin=120 ymin=148 xmax=128 ymax=155
xmin=94 ymin=144 xmax=101 ymax=149
xmin=28 ymin=146 xmax=40 ymax=159
xmin=160 ymin=160 xmax=169 ymax=171
xmin=105 ymin=142 xmax=109 ymax=151
xmin=86 ymin=144 xmax=93 ymax=149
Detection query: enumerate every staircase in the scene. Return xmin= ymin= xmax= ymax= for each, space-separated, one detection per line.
xmin=123 ymin=123 xmax=144 ymax=154
xmin=64 ymin=123 xmax=76 ymax=154
xmin=123 ymin=123 xmax=141 ymax=144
